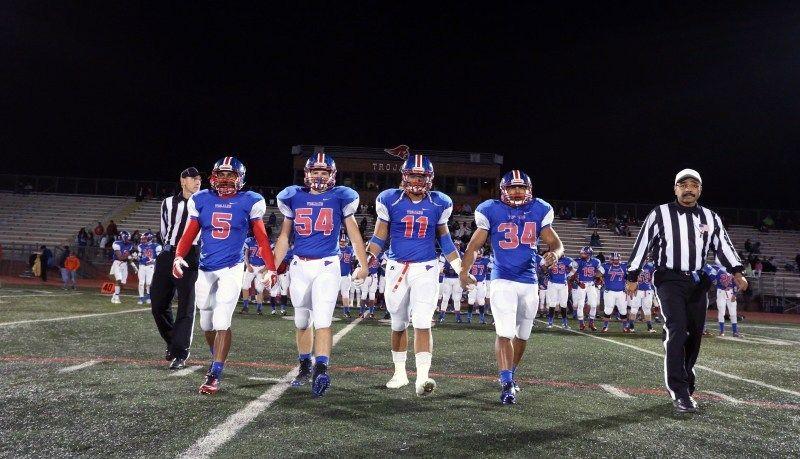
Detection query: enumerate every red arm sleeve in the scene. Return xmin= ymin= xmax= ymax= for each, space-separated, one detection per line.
xmin=251 ymin=219 xmax=276 ymax=271
xmin=175 ymin=219 xmax=200 ymax=259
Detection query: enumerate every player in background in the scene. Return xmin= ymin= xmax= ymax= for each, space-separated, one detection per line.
xmin=601 ymin=253 xmax=628 ymax=332
xmin=537 ymin=259 xmax=548 ymax=319
xmin=137 ymin=231 xmax=161 ymax=304
xmin=270 ymin=243 xmax=292 ymax=315
xmin=110 ymin=231 xmax=134 ymax=304
xmin=629 ymin=255 xmax=656 ymax=333
xmin=570 ymin=246 xmax=604 ymax=331
xmin=240 ymin=234 xmax=267 ymax=314
xmin=712 ymin=264 xmax=740 ymax=337
xmin=172 ymin=156 xmax=276 ymax=395
xmin=338 ymin=233 xmax=355 ymax=318
xmin=439 ymin=240 xmax=464 ymax=323
xmin=461 ymin=170 xmax=564 ymax=405
xmin=273 ymin=153 xmax=368 ymax=398
xmin=466 ymin=247 xmax=490 ymax=324
xmin=359 ymin=251 xmax=380 ymax=319
xmin=545 ymin=253 xmax=576 ymax=329
xmin=366 ymin=146 xmax=460 ymax=396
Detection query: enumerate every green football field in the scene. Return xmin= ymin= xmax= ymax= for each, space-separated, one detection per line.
xmin=2 ymin=286 xmax=799 ymax=458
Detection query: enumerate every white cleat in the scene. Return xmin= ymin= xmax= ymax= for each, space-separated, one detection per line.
xmin=146 ymin=298 xmax=152 ymax=304
xmin=137 ymin=299 xmax=144 ymax=305
xmin=415 ymin=378 xmax=437 ymax=397
xmin=111 ymin=296 xmax=121 ymax=304
xmin=386 ymin=373 xmax=410 ymax=389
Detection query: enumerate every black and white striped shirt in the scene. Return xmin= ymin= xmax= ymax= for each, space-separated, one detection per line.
xmin=627 ymin=201 xmax=742 ymax=280
xmin=160 ymin=193 xmax=199 ymax=248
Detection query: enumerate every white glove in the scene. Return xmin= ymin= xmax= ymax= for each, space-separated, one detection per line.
xmin=465 ymin=273 xmax=477 ymax=291
xmin=172 ymin=256 xmax=188 ymax=279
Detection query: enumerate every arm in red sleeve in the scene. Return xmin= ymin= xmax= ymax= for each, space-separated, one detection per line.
xmin=175 ymin=219 xmax=200 ymax=259
xmin=251 ymin=219 xmax=276 ymax=271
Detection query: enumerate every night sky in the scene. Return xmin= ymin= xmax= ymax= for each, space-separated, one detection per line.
xmin=3 ymin=2 xmax=800 ymax=209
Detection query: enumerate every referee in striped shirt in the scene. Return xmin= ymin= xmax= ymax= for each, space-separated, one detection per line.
xmin=625 ymin=168 xmax=748 ymax=414
xmin=151 ymin=167 xmax=201 ymax=370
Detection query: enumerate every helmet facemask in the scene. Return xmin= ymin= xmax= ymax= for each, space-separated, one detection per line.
xmin=500 ymin=184 xmax=533 ymax=207
xmin=304 ymin=167 xmax=335 ymax=192
xmin=211 ymin=170 xmax=241 ymax=197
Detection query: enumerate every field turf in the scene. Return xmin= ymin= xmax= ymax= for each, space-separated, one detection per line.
xmin=2 ymin=286 xmax=799 ymax=457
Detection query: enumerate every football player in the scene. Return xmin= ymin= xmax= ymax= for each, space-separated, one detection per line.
xmin=601 ymin=253 xmax=628 ymax=332
xmin=240 ymin=234 xmax=267 ymax=314
xmin=273 ymin=153 xmax=369 ymax=397
xmin=438 ymin=240 xmax=464 ymax=323
xmin=461 ymin=170 xmax=564 ymax=405
xmin=570 ymin=246 xmax=604 ymax=331
xmin=110 ymin=231 xmax=134 ymax=304
xmin=629 ymin=255 xmax=656 ymax=333
xmin=270 ymin=243 xmax=292 ymax=315
xmin=712 ymin=264 xmax=740 ymax=337
xmin=359 ymin=250 xmax=380 ymax=319
xmin=137 ymin=231 xmax=161 ymax=304
xmin=338 ymin=234 xmax=355 ymax=318
xmin=172 ymin=156 xmax=277 ymax=395
xmin=366 ymin=146 xmax=460 ymax=396
xmin=545 ymin=253 xmax=576 ymax=329
xmin=466 ymin=247 xmax=490 ymax=324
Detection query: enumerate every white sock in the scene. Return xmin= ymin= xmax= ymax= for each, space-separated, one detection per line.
xmin=114 ymin=285 xmax=121 ymax=296
xmin=415 ymin=352 xmax=432 ymax=383
xmin=138 ymin=284 xmax=145 ymax=298
xmin=391 ymin=351 xmax=407 ymax=374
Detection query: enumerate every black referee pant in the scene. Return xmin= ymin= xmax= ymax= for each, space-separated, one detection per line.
xmin=653 ymin=269 xmax=711 ymax=400
xmin=150 ymin=247 xmax=198 ymax=360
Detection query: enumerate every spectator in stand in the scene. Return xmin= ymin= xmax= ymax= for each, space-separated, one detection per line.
xmin=753 ymin=257 xmax=763 ymax=277
xmin=106 ymin=220 xmax=119 ymax=238
xmin=359 ymin=216 xmax=368 ymax=235
xmin=76 ymin=228 xmax=89 ymax=258
xmin=86 ymin=230 xmax=94 ymax=248
xmin=93 ymin=221 xmax=105 ymax=245
xmin=39 ymin=245 xmax=52 ymax=282
xmin=763 ymin=257 xmax=777 ymax=273
xmin=131 ymin=230 xmax=141 ymax=244
xmin=762 ymin=214 xmax=775 ymax=232
xmin=136 ymin=186 xmax=145 ymax=202
xmin=596 ymin=251 xmax=606 ymax=264
xmin=587 ymin=210 xmax=598 ymax=228
xmin=559 ymin=207 xmax=573 ymax=220
xmin=590 ymin=230 xmax=602 ymax=247
xmin=744 ymin=238 xmax=753 ymax=254
xmin=267 ymin=211 xmax=277 ymax=230
xmin=462 ymin=202 xmax=472 ymax=215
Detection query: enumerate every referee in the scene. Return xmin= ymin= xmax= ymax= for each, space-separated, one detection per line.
xmin=151 ymin=167 xmax=201 ymax=370
xmin=626 ymin=169 xmax=748 ymax=414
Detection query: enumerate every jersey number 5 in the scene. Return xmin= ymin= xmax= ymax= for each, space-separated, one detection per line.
xmin=401 ymin=215 xmax=429 ymax=238
xmin=497 ymin=222 xmax=537 ymax=249
xmin=295 ymin=208 xmax=334 ymax=236
xmin=211 ymin=212 xmax=233 ymax=240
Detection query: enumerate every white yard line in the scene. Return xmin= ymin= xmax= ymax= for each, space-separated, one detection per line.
xmin=599 ymin=384 xmax=633 ymax=398
xmin=704 ymin=390 xmax=742 ymax=404
xmin=169 ymin=365 xmax=204 ymax=377
xmin=738 ymin=325 xmax=800 ymax=332
xmin=0 ymin=308 xmax=149 ymax=327
xmin=538 ymin=320 xmax=800 ymax=398
xmin=58 ymin=360 xmax=99 ymax=373
xmin=248 ymin=377 xmax=285 ymax=383
xmin=178 ymin=317 xmax=363 ymax=459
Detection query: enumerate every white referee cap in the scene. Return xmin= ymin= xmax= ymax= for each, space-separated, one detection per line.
xmin=674 ymin=168 xmax=702 ymax=185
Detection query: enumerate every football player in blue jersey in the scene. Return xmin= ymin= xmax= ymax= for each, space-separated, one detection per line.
xmin=629 ymin=256 xmax=656 ymax=333
xmin=461 ymin=170 xmax=564 ymax=405
xmin=338 ymin=234 xmax=355 ymax=318
xmin=570 ymin=246 xmax=604 ymax=331
xmin=601 ymin=253 xmax=629 ymax=332
xmin=270 ymin=243 xmax=292 ymax=315
xmin=356 ymin=250 xmax=380 ymax=319
xmin=366 ymin=146 xmax=461 ymax=396
xmin=110 ymin=231 xmax=134 ymax=304
xmin=240 ymin=234 xmax=267 ymax=314
xmin=466 ymin=247 xmax=490 ymax=324
xmin=537 ymin=257 xmax=548 ymax=320
xmin=273 ymin=153 xmax=369 ymax=398
xmin=439 ymin=240 xmax=464 ymax=323
xmin=172 ymin=156 xmax=277 ymax=395
xmin=712 ymin=263 xmax=740 ymax=337
xmin=545 ymin=253 xmax=576 ymax=329
xmin=136 ymin=232 xmax=162 ymax=305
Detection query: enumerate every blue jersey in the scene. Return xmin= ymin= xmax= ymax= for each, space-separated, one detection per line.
xmin=470 ymin=256 xmax=490 ymax=282
xmin=602 ymin=262 xmax=628 ymax=292
xmin=137 ymin=242 xmax=161 ymax=265
xmin=440 ymin=251 xmax=464 ymax=278
xmin=112 ymin=240 xmax=134 ymax=261
xmin=547 ymin=256 xmax=575 ymax=284
xmin=571 ymin=257 xmax=604 ymax=283
xmin=376 ymin=189 xmax=453 ymax=263
xmin=339 ymin=246 xmax=354 ymax=276
xmin=277 ymin=185 xmax=359 ymax=259
xmin=474 ymin=198 xmax=554 ymax=284
xmin=713 ymin=268 xmax=736 ymax=291
xmin=244 ymin=237 xmax=265 ymax=267
xmin=188 ymin=189 xmax=266 ymax=271
xmin=367 ymin=253 xmax=380 ymax=275
xmin=637 ymin=262 xmax=655 ymax=291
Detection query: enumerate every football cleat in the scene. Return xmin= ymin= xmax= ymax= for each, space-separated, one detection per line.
xmin=702 ymin=329 xmax=712 ymax=336
xmin=628 ymin=328 xmax=636 ymax=334
xmin=601 ymin=326 xmax=609 ymax=333
xmin=280 ymin=309 xmax=287 ymax=316
xmin=291 ymin=359 xmax=313 ymax=387
xmin=239 ymin=308 xmax=248 ymax=314
xmin=622 ymin=328 xmax=630 ymax=333
xmin=343 ymin=313 xmax=351 ymax=319
xmin=648 ymin=328 xmax=656 ymax=333
xmin=732 ymin=332 xmax=741 ymax=338
xmin=513 ymin=381 xmax=522 ymax=393
xmin=546 ymin=324 xmax=553 ymax=329
xmin=137 ymin=299 xmax=144 ymax=305
xmin=719 ymin=332 xmax=725 ymax=337
xmin=579 ymin=323 xmax=586 ymax=331
xmin=170 ymin=358 xmax=187 ymax=370
xmin=562 ymin=323 xmax=571 ymax=330
xmin=415 ymin=378 xmax=437 ymax=397
xmin=386 ymin=372 xmax=410 ymax=389
xmin=270 ymin=309 xmax=277 ymax=315
xmin=368 ymin=313 xmax=375 ymax=320
xmin=311 ymin=363 xmax=330 ymax=398
xmin=146 ymin=298 xmax=151 ymax=304
xmin=589 ymin=323 xmax=597 ymax=331
xmin=199 ymin=373 xmax=220 ymax=395
xmin=500 ymin=381 xmax=516 ymax=405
